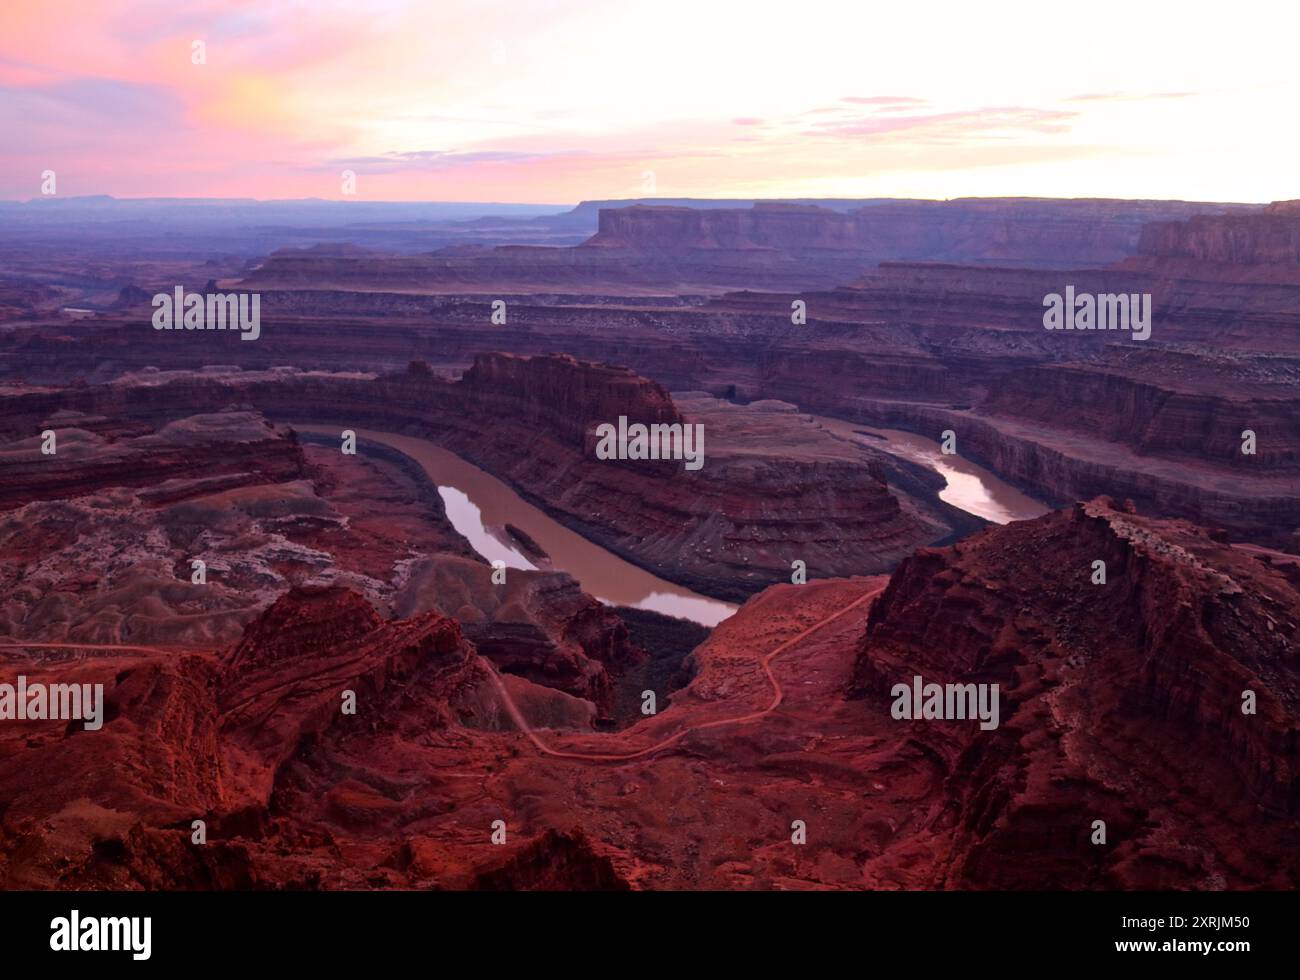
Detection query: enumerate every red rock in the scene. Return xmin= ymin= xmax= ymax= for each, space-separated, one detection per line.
xmin=0 ymin=356 xmax=974 ymax=600
xmin=0 ymin=410 xmax=306 ymax=512
xmin=1123 ymin=201 xmax=1300 ymax=283
xmin=850 ymin=498 xmax=1300 ymax=887
xmin=3 ymin=502 xmax=1297 ymax=890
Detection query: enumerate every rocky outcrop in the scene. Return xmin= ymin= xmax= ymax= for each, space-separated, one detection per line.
xmin=850 ymin=498 xmax=1300 ymax=887
xmin=4 ymin=504 xmax=1297 ymax=890
xmin=393 ymin=555 xmax=645 ymax=716
xmin=0 ymin=563 xmax=648 ymax=891
xmin=1124 ymin=201 xmax=1300 ymax=283
xmin=469 ymin=829 xmax=633 ymax=890
xmin=219 ymin=586 xmax=482 ymax=795
xmin=0 ymin=584 xmax=606 ymax=889
xmin=0 ymin=410 xmax=307 ymax=511
xmin=458 ymin=351 xmax=682 ymax=449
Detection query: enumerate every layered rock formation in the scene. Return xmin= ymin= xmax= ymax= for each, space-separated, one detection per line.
xmin=0 ymin=354 xmax=977 ymax=601
xmin=590 ymin=198 xmax=1248 ymax=269
xmin=0 ymin=402 xmax=647 ymax=718
xmin=418 ymin=354 xmax=973 ymax=599
xmin=6 ymin=264 xmax=1299 ymax=552
xmin=1123 ymin=199 xmax=1300 ymax=283
xmin=850 ymin=498 xmax=1300 ymax=887
xmin=0 ymin=412 xmax=476 ymax=649
xmin=393 ymin=554 xmax=644 ymax=716
xmin=4 ymin=191 xmax=1295 ymax=894
xmin=239 ymin=198 xmax=1255 ymax=296
xmin=0 ymin=411 xmax=306 ymax=512
xmin=6 ymin=199 xmax=1296 ymax=571
xmin=457 ymin=351 xmax=682 ymax=447
xmin=7 ymin=500 xmax=1295 ymax=890
xmin=0 ymin=585 xmax=596 ymax=888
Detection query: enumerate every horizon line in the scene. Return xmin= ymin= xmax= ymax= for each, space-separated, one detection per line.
xmin=0 ymin=193 xmax=1274 ymax=207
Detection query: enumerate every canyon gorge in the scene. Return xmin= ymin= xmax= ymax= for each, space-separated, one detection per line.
xmin=1 ymin=195 xmax=1297 ymax=890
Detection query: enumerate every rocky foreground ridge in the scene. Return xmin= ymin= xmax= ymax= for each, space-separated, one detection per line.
xmin=1 ymin=499 xmax=1296 ymax=889
xmin=851 ymin=497 xmax=1300 ymax=887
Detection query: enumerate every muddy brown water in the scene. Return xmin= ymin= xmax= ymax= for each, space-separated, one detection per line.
xmin=812 ymin=416 xmax=1050 ymax=524
xmin=297 ymin=418 xmax=1046 ymax=627
xmin=298 ymin=426 xmax=738 ymax=627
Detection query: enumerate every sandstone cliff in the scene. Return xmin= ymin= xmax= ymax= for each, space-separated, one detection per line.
xmin=850 ymin=498 xmax=1300 ymax=887
xmin=0 ymin=585 xmax=605 ymax=888
xmin=235 ymin=198 xmax=1257 ymax=296
xmin=1124 ymin=200 xmax=1300 ymax=283
xmin=0 ymin=357 xmax=974 ymax=601
xmin=590 ymin=198 xmax=1250 ymax=269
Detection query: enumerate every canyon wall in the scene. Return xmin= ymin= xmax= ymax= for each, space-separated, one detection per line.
xmin=239 ymin=198 xmax=1259 ymax=295
xmin=591 ymin=198 xmax=1250 ymax=268
xmin=6 ymin=200 xmax=1300 ymax=562
xmin=1124 ymin=200 xmax=1300 ymax=282
xmin=0 ymin=356 xmax=974 ymax=601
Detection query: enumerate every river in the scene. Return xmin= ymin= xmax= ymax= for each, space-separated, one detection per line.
xmin=296 ymin=417 xmax=1046 ymax=628
xmin=811 ymin=416 xmax=1049 ymax=524
xmin=297 ymin=426 xmax=738 ymax=627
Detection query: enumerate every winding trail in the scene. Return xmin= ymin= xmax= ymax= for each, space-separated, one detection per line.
xmin=484 ymin=583 xmax=884 ymax=764
xmin=2 ymin=587 xmax=883 ymax=767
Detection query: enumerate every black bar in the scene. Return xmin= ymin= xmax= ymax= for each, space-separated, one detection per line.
xmin=0 ymin=889 xmax=1284 ymax=967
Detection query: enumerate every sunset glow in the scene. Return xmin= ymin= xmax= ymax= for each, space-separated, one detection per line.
xmin=2 ymin=0 xmax=1295 ymax=203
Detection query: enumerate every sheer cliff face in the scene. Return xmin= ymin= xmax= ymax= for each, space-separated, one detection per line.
xmin=589 ymin=199 xmax=1254 ymax=268
xmin=851 ymin=498 xmax=1300 ymax=888
xmin=458 ymin=351 xmax=682 ymax=449
xmin=232 ymin=198 xmax=1258 ymax=295
xmin=1124 ymin=201 xmax=1300 ymax=282
xmin=979 ymin=362 xmax=1300 ymax=471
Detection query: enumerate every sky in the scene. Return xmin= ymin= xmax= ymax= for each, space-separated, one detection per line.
xmin=1 ymin=0 xmax=1296 ymax=204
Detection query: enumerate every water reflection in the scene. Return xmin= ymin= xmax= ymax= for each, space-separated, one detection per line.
xmin=298 ymin=426 xmax=737 ymax=627
xmin=813 ymin=417 xmax=1049 ymax=524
